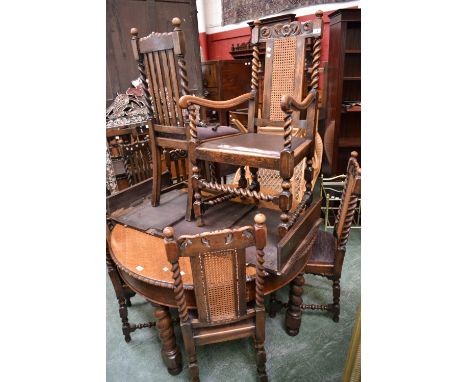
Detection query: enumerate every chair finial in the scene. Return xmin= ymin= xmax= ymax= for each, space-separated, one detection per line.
xmin=315 ymin=10 xmax=323 ymax=18
xmin=254 ymin=213 xmax=266 ymax=225
xmin=163 ymin=227 xmax=175 ymax=239
xmin=130 ymin=27 xmax=139 ymax=37
xmin=172 ymin=17 xmax=182 ymax=29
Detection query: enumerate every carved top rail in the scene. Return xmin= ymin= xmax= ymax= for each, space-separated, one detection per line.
xmin=176 ymin=226 xmax=256 ymax=257
xmin=254 ymin=13 xmax=323 ymax=43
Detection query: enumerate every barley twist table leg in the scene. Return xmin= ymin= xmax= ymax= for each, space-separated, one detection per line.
xmin=154 ymin=305 xmax=182 ymax=376
xmin=285 ymin=272 xmax=305 ymax=336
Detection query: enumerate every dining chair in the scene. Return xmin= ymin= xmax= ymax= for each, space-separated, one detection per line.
xmin=163 ymin=213 xmax=269 ymax=381
xmin=130 ymin=17 xmax=239 ymax=217
xmin=179 ymin=11 xmax=324 ymax=241
xmin=302 ymin=151 xmax=361 ymax=321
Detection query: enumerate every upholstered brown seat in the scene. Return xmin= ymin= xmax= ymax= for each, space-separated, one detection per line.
xmin=196 ymin=133 xmax=312 ymax=169
xmin=196 ymin=125 xmax=239 ymax=141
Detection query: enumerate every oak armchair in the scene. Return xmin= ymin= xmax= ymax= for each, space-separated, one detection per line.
xmin=179 ymin=11 xmax=324 ymax=241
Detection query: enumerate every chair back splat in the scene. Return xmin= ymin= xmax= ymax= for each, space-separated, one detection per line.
xmin=163 ymin=213 xmax=269 ymax=381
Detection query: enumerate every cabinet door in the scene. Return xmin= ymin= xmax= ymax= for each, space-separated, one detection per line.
xmin=107 ymin=0 xmax=203 ymax=105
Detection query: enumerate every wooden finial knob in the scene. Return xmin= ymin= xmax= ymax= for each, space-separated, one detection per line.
xmin=192 ymin=166 xmax=199 ymax=174
xmin=172 ymin=17 xmax=182 ymax=28
xmin=254 ymin=213 xmax=266 ymax=225
xmin=163 ymin=227 xmax=174 ymax=239
xmin=130 ymin=27 xmax=139 ymax=37
xmin=254 ymin=19 xmax=261 ymax=27
xmin=351 ymin=151 xmax=359 ymax=158
xmin=315 ymin=10 xmax=323 ymax=18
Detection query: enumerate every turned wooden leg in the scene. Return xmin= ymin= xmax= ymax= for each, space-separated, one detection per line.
xmin=188 ymin=354 xmax=200 ymax=382
xmin=192 ymin=165 xmax=204 ymax=227
xmin=123 ymin=285 xmax=136 ymax=307
xmin=185 ymin=163 xmax=194 ymax=221
xmin=106 ymin=251 xmax=132 ymax=342
xmin=332 ymin=279 xmax=341 ymax=323
xmin=285 ymin=272 xmax=305 ymax=336
xmin=208 ymin=162 xmax=217 ymax=183
xmin=303 ymin=154 xmax=314 ymax=206
xmin=154 ymin=305 xmax=183 ymax=376
xmin=278 ymin=179 xmax=292 ymax=239
xmin=254 ymin=339 xmax=268 ymax=381
xmin=239 ymin=166 xmax=248 ymax=189
xmin=151 ymin=144 xmax=162 ymax=207
xmin=268 ymin=292 xmax=284 ymax=318
xmin=249 ymin=167 xmax=260 ymax=192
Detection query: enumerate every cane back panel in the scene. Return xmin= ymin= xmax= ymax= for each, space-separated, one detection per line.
xmin=177 ymin=227 xmax=256 ymax=324
xmin=260 ymin=19 xmax=322 ymax=124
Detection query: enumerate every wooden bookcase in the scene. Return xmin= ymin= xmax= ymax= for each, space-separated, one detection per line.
xmin=325 ymin=8 xmax=361 ymax=175
xmin=201 ymin=59 xmax=252 ymax=125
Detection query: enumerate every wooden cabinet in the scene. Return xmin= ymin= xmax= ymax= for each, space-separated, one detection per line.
xmin=201 ymin=60 xmax=252 ymax=125
xmin=325 ymin=9 xmax=361 ymax=175
xmin=106 ymin=0 xmax=203 ymax=106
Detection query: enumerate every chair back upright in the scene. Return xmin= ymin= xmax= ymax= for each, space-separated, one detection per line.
xmin=334 ymin=151 xmax=361 ymax=251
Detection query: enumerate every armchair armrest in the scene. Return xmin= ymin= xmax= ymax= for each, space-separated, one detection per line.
xmin=179 ymin=92 xmax=253 ymax=110
xmin=280 ymin=89 xmax=318 ymax=112
xmin=280 ymin=89 xmax=319 ymax=150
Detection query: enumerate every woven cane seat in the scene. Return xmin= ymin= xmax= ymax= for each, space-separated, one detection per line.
xmin=308 ymin=230 xmax=336 ymax=266
xmin=110 ymin=224 xmax=256 ymax=287
xmin=197 ymin=133 xmax=311 ymax=163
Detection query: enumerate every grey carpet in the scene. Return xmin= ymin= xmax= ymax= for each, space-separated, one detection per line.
xmin=106 ymin=229 xmax=360 ymax=382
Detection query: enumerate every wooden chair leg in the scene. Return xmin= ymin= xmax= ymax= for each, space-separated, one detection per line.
xmin=185 ymin=163 xmax=194 ymax=221
xmin=285 ymin=272 xmax=304 ymax=336
xmin=180 ymin=322 xmax=200 ymax=382
xmin=249 ymin=167 xmax=260 ymax=192
xmin=303 ymin=154 xmax=314 ymax=205
xmin=154 ymin=305 xmax=183 ymax=376
xmin=278 ymin=177 xmax=292 ymax=239
xmin=332 ymin=278 xmax=341 ymax=322
xmin=239 ymin=166 xmax=248 ymax=190
xmin=268 ymin=292 xmax=284 ymax=318
xmin=123 ymin=285 xmax=136 ymax=307
xmin=192 ymin=164 xmax=204 ymax=227
xmin=254 ymin=339 xmax=268 ymax=381
xmin=106 ymin=251 xmax=132 ymax=342
xmin=151 ymin=145 xmax=162 ymax=207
